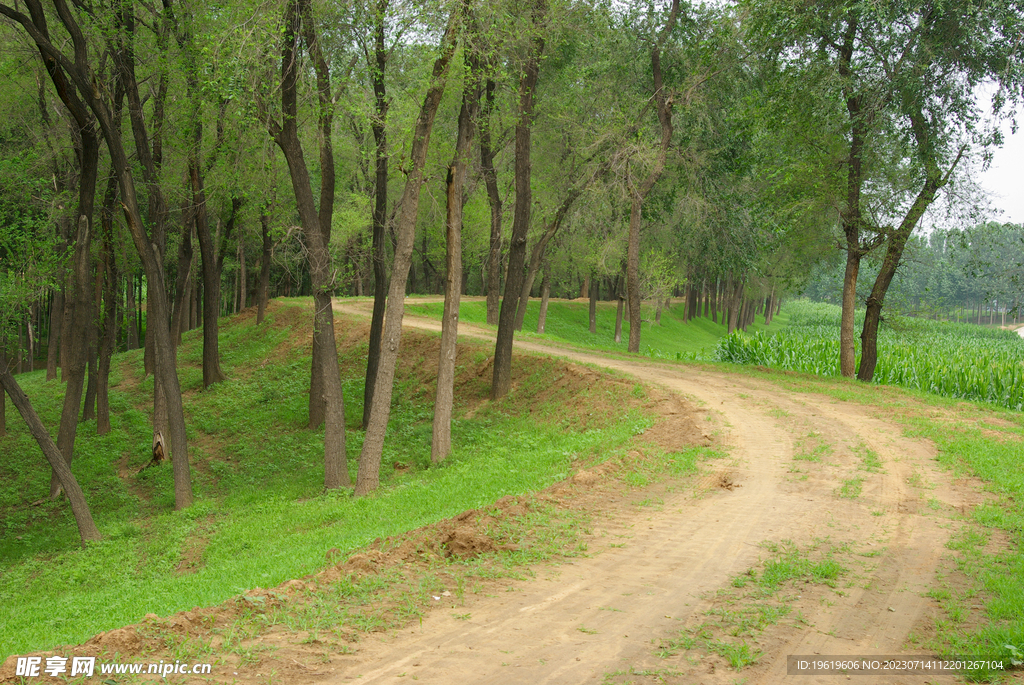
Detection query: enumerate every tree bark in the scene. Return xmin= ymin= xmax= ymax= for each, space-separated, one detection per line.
xmin=857 ymin=110 xmax=960 ymax=381
xmin=537 ymin=266 xmax=550 ymax=334
xmin=589 ymin=272 xmax=597 ymax=333
xmin=268 ymin=0 xmax=349 ymax=489
xmin=1 ymin=358 xmax=101 ymax=545
xmin=0 ymin=369 xmax=5 ymax=436
xmin=493 ymin=0 xmax=546 ymax=399
xmin=237 ymin=234 xmax=247 ymax=310
xmin=82 ymin=327 xmax=97 ymax=421
xmin=257 ymin=211 xmax=271 ymax=324
xmin=364 ymin=0 xmax=390 ymax=429
xmin=96 ymin=206 xmax=118 ymax=436
xmin=626 ymin=0 xmax=679 ymax=354
xmin=46 ymin=284 xmax=62 ymax=380
xmin=480 ymin=76 xmax=503 ymax=326
xmin=171 ymin=203 xmax=194 ymax=348
xmin=356 ymin=7 xmax=461 ymax=495
xmin=432 ymin=52 xmax=479 ymax=464
xmin=614 ymin=291 xmax=624 ymax=344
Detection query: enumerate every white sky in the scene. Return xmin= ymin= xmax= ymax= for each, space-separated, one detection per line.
xmin=977 ymin=118 xmax=1024 ymax=225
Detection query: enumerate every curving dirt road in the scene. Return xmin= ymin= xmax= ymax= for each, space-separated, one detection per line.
xmin=328 ymin=299 xmax=978 ymax=685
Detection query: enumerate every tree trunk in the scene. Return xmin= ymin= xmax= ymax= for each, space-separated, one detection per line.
xmin=537 ymin=267 xmax=550 ymax=334
xmin=125 ymin=270 xmax=137 ymax=351
xmin=710 ymin=278 xmax=718 ymax=324
xmin=188 ymin=121 xmax=227 ymax=390
xmin=0 ymin=369 xmax=5 ymax=436
xmin=614 ymin=292 xmax=624 ymax=344
xmin=356 ymin=9 xmax=460 ymax=494
xmin=82 ymin=332 xmax=97 ymax=421
xmin=363 ymin=1 xmax=390 ymax=429
xmin=481 ymin=76 xmax=503 ymax=327
xmin=727 ymin=277 xmax=742 ymax=335
xmin=46 ymin=285 xmax=63 ymax=380
xmin=858 ymin=143 xmax=948 ymax=381
xmin=1 ymin=359 xmax=101 ymax=545
xmin=269 ymin=0 xmax=349 ymax=489
xmin=839 ymin=247 xmax=861 ymax=377
xmin=432 ymin=56 xmax=479 ymax=464
xmin=626 ymin=0 xmax=679 ymax=354
xmin=257 ymin=211 xmax=271 ymax=324
xmin=171 ymin=205 xmax=194 ymax=348
xmin=96 ymin=254 xmax=117 ymax=436
xmin=493 ymin=0 xmax=545 ymax=399
xmin=27 ymin=307 xmax=36 ymax=371
xmin=589 ymin=273 xmax=597 ymax=333
xmin=237 ymin=233 xmax=247 ymax=310
xmin=51 ymin=217 xmax=94 ymax=499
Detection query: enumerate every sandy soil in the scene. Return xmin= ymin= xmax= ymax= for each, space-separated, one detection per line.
xmin=320 ymin=299 xmax=993 ymax=685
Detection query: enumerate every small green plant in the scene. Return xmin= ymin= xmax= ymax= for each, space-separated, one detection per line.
xmin=856 ymin=445 xmax=884 ymax=472
xmin=837 ymin=477 xmax=864 ymax=499
xmin=794 ymin=441 xmax=832 ymax=462
xmin=707 ymin=639 xmax=762 ymax=669
xmin=577 ymin=626 xmax=598 ymax=635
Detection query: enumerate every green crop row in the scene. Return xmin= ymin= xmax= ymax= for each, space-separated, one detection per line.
xmin=716 ymin=300 xmax=1024 ymax=411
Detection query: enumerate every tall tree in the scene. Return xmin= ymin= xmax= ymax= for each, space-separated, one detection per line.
xmin=432 ymin=43 xmax=481 ymax=463
xmin=625 ymin=0 xmax=679 ymax=354
xmin=167 ymin=0 xmax=228 ymax=388
xmin=1 ymin=0 xmax=195 ymax=509
xmin=265 ymin=0 xmax=349 ymax=489
xmin=747 ymin=0 xmax=1024 ymax=380
xmin=362 ymin=0 xmax=390 ymax=429
xmin=492 ymin=0 xmax=546 ymax=399
xmin=355 ymin=5 xmax=461 ymax=495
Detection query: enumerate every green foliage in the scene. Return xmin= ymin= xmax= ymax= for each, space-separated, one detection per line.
xmin=717 ymin=300 xmax=1024 ymax=410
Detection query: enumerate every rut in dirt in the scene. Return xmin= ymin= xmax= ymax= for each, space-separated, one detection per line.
xmin=322 ymin=301 xmax=972 ymax=685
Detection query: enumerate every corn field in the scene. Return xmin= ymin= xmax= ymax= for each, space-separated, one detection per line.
xmin=716 ymin=300 xmax=1024 ymax=411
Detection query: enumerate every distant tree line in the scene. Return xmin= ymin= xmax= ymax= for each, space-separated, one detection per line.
xmin=802 ymin=222 xmax=1024 ymax=326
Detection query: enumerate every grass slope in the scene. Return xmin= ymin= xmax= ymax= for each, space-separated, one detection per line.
xmin=0 ymin=299 xmax=649 ymax=659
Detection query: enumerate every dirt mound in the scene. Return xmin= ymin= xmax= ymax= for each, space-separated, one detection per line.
xmin=82 ymin=626 xmax=144 ymax=656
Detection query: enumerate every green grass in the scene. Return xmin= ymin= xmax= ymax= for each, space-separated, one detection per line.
xmin=757 ymin=541 xmax=845 ymax=590
xmin=406 ymin=297 xmax=790 ymax=360
xmin=0 ymin=299 xmax=649 ymax=659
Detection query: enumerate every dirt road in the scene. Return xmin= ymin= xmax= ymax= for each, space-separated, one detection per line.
xmin=329 ymin=300 xmax=978 ymax=684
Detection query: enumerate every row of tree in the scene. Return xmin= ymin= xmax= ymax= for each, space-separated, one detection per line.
xmin=804 ymin=222 xmax=1024 ymax=324
xmin=1 ymin=0 xmax=1022 ymax=546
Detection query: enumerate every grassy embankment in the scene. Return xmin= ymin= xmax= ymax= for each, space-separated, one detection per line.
xmin=1 ymin=298 xmax=678 ymax=659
